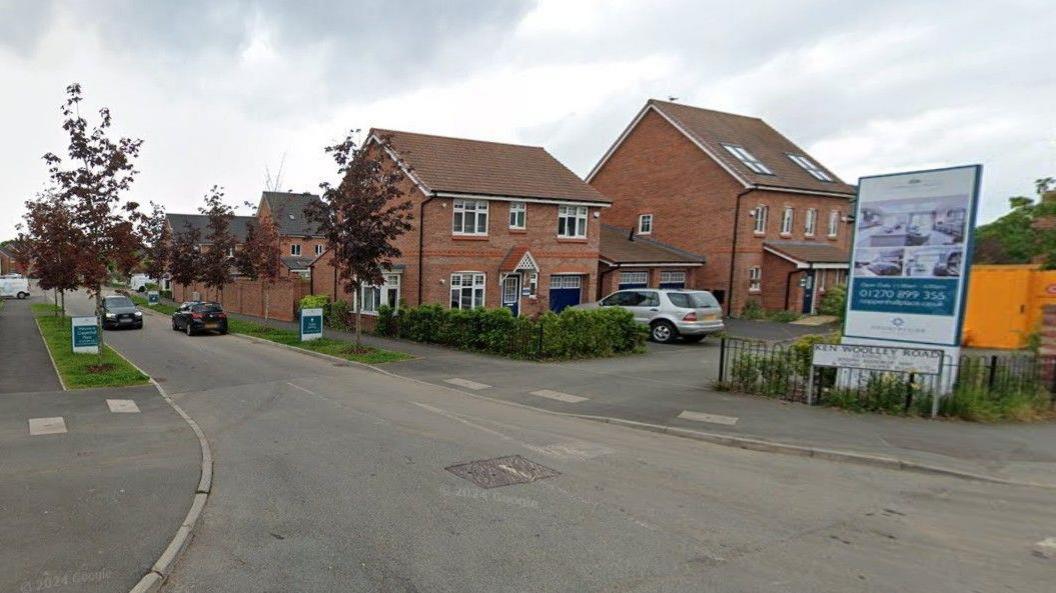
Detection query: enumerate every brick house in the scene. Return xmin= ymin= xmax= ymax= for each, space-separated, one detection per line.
xmin=587 ymin=99 xmax=856 ymax=315
xmin=597 ymin=224 xmax=705 ymax=299
xmin=310 ymin=129 xmax=611 ymax=319
xmin=0 ymin=244 xmax=27 ymax=275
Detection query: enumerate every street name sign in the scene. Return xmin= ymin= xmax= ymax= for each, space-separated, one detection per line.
xmin=812 ymin=343 xmax=944 ymax=375
xmin=71 ymin=316 xmax=99 ymax=354
xmin=300 ymin=307 xmax=323 ymax=341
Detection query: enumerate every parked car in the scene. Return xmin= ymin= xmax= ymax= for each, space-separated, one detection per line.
xmin=102 ymin=295 xmax=143 ymax=330
xmin=171 ymin=301 xmax=228 ymax=336
xmin=577 ymin=289 xmax=724 ymax=343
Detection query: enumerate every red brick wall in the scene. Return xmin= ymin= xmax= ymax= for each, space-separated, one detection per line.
xmin=589 ymin=108 xmax=853 ymax=315
xmin=310 ymin=145 xmax=602 ymax=317
xmin=171 ymin=277 xmax=310 ymax=322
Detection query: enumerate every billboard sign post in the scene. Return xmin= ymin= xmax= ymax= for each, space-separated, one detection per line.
xmin=844 ymin=165 xmax=981 ymax=348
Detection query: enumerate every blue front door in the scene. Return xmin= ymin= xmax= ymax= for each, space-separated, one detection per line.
xmin=502 ymin=275 xmax=521 ymax=316
xmin=548 ymin=275 xmax=582 ymax=312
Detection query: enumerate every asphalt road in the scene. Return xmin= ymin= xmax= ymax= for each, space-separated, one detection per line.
xmin=64 ymin=291 xmax=1056 ymax=592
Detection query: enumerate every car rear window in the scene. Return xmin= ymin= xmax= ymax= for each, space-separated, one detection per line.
xmin=192 ymin=303 xmax=224 ymax=313
xmin=667 ymin=292 xmax=720 ymax=309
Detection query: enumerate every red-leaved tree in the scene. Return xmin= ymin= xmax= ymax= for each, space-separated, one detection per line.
xmin=19 ymin=192 xmax=81 ymax=316
xmin=43 ymin=83 xmax=143 ymax=360
xmin=307 ymin=131 xmax=413 ymax=347
xmin=196 ymin=186 xmax=237 ymax=302
xmin=139 ymin=202 xmax=172 ymax=292
xmin=168 ymin=222 xmax=202 ymax=297
xmin=237 ymin=216 xmax=282 ymax=320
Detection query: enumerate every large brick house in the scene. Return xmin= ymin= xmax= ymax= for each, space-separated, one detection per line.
xmin=587 ymin=99 xmax=857 ymax=315
xmin=310 ymin=129 xmax=611 ymax=317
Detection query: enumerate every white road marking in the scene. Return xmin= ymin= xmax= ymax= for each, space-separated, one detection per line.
xmin=286 ymin=382 xmax=317 ymax=396
xmin=29 ymin=417 xmax=67 ymax=435
xmin=106 ymin=399 xmax=140 ymax=413
xmin=529 ymin=389 xmax=588 ymax=403
xmin=678 ymin=411 xmax=739 ymax=426
xmin=444 ymin=378 xmax=491 ymax=390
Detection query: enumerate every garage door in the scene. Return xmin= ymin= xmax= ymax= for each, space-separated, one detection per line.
xmin=659 ymin=270 xmax=686 ymax=289
xmin=618 ymin=271 xmax=648 ymax=290
xmin=549 ymin=275 xmax=582 ymax=312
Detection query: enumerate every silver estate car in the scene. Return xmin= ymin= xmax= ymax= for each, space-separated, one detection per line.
xmin=578 ymin=289 xmax=725 ymax=343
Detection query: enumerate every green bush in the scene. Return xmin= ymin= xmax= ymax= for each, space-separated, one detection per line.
xmin=740 ymin=300 xmax=765 ymax=320
xmin=766 ymin=309 xmax=801 ymax=323
xmin=299 ymin=294 xmax=330 ymax=311
xmin=817 ymin=284 xmax=847 ymax=320
xmin=376 ymin=304 xmax=645 ymax=360
xmin=328 ymin=299 xmax=352 ymax=330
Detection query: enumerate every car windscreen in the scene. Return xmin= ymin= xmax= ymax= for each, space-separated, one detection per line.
xmin=105 ymin=297 xmax=134 ymax=308
xmin=667 ymin=292 xmax=720 ymax=309
xmin=192 ymin=303 xmax=224 ymax=313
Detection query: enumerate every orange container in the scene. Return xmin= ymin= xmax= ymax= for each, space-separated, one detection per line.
xmin=962 ymin=264 xmax=1056 ymax=349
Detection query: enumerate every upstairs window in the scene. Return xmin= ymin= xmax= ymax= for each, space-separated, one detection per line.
xmin=788 ymin=154 xmax=833 ymax=181
xmin=781 ymin=207 xmax=794 ymax=235
xmin=753 ymin=205 xmax=768 ymax=234
xmin=804 ymin=208 xmax=818 ymax=236
xmin=314 ymin=244 xmax=324 ymax=256
xmin=828 ymin=210 xmax=840 ymax=238
xmin=638 ymin=214 xmax=653 ymax=234
xmin=453 ymin=199 xmax=489 ymax=235
xmin=721 ymin=144 xmax=773 ymax=175
xmin=508 ymin=201 xmax=526 ymax=229
xmin=557 ymin=206 xmax=588 ymax=238
xmin=290 ymin=244 xmax=301 ymax=256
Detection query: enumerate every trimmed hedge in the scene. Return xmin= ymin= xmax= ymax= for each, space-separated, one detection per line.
xmin=376 ymin=304 xmax=646 ymax=360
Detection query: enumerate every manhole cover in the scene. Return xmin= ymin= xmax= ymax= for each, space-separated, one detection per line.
xmin=445 ymin=455 xmax=560 ymax=489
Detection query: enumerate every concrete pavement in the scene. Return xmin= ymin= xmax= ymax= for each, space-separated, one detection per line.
xmin=65 ymin=291 xmax=1056 ymax=592
xmin=1 ymin=296 xmax=63 ymax=393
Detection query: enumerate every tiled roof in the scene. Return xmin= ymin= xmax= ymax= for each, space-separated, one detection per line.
xmin=600 ymin=225 xmax=706 ymax=265
xmin=261 ymin=191 xmax=323 ymax=237
xmin=642 ymin=100 xmax=856 ymax=196
xmin=763 ymin=240 xmax=849 ymax=264
xmin=282 ymin=255 xmax=316 ymax=271
xmin=0 ymin=244 xmax=14 ymax=258
xmin=373 ymin=129 xmax=611 ymax=203
xmin=499 ymin=246 xmax=530 ymax=273
xmin=166 ymin=213 xmax=255 ymax=243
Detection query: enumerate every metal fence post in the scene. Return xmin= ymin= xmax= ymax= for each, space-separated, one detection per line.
xmin=904 ymin=373 xmax=916 ymax=413
xmin=718 ymin=337 xmax=727 ymax=383
xmin=987 ymin=355 xmax=998 ymax=390
xmin=806 ymin=365 xmax=815 ymax=406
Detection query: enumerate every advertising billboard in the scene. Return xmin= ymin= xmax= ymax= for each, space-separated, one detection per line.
xmin=844 ymin=165 xmax=981 ymax=347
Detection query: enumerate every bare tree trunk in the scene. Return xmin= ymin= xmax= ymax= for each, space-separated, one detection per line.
xmin=354 ymin=280 xmax=362 ymax=348
xmin=60 ymin=290 xmax=65 ymax=317
xmin=94 ymin=285 xmax=104 ymax=364
xmin=264 ymin=287 xmax=270 ymax=321
xmin=53 ymin=289 xmax=58 ymax=316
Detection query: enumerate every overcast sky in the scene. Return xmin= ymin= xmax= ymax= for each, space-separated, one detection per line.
xmin=2 ymin=0 xmax=1054 ymax=239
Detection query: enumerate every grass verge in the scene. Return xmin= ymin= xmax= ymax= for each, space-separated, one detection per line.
xmin=126 ymin=292 xmax=178 ymax=315
xmin=31 ymin=303 xmax=149 ymax=389
xmin=227 ymin=318 xmax=413 ymax=364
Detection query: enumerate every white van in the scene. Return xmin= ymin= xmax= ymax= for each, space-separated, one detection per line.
xmin=0 ymin=274 xmax=30 ymax=299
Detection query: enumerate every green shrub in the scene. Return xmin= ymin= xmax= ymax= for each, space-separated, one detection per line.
xmin=379 ymin=304 xmax=644 ymax=360
xmin=299 ymin=294 xmax=330 ymax=311
xmin=766 ymin=309 xmax=801 ymax=323
xmin=741 ymin=300 xmax=765 ymax=320
xmin=817 ymin=284 xmax=847 ymax=320
xmin=328 ymin=299 xmax=352 ymax=330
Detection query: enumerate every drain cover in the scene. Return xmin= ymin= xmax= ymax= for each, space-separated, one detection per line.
xmin=445 ymin=455 xmax=560 ymax=489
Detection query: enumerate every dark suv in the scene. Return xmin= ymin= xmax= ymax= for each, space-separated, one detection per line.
xmin=171 ymin=301 xmax=228 ymax=336
xmin=102 ymin=295 xmax=144 ymax=330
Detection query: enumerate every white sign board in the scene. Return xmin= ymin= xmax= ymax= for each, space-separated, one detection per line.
xmin=812 ymin=343 xmax=944 ymax=375
xmin=300 ymin=307 xmax=323 ymax=341
xmin=845 ymin=165 xmax=981 ymax=347
xmin=71 ymin=316 xmax=99 ymax=354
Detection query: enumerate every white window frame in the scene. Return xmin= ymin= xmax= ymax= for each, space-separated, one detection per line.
xmin=450 ymin=272 xmax=486 ymax=309
xmin=659 ymin=270 xmax=685 ymax=285
xmin=290 ymin=244 xmax=301 ymax=256
xmin=557 ymin=205 xmax=588 ymax=239
xmin=360 ymin=273 xmax=401 ymax=314
xmin=618 ymin=271 xmax=648 ymax=287
xmin=508 ymin=201 xmax=526 ymax=230
xmin=787 ymin=154 xmax=833 ymax=182
xmin=748 ymin=266 xmax=761 ymax=293
xmin=550 ymin=274 xmax=582 ymax=289
xmin=804 ymin=208 xmax=817 ymax=237
xmin=721 ymin=143 xmax=774 ymax=175
xmin=780 ymin=207 xmax=794 ymax=236
xmin=828 ymin=210 xmax=840 ymax=238
xmin=314 ymin=244 xmax=324 ymax=256
xmin=753 ymin=205 xmax=768 ymax=234
xmin=637 ymin=213 xmax=653 ymax=235
xmin=453 ymin=199 xmax=489 ymax=236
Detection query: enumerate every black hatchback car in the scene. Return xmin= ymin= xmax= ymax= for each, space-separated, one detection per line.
xmin=171 ymin=301 xmax=229 ymax=336
xmin=102 ymin=295 xmax=144 ymax=330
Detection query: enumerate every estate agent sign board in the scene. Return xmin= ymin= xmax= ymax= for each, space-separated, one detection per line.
xmin=300 ymin=308 xmax=323 ymax=342
xmin=844 ymin=165 xmax=982 ymax=347
xmin=71 ymin=316 xmax=99 ymax=354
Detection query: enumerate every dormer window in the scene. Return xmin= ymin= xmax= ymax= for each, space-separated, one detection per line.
xmin=787 ymin=154 xmax=833 ymax=182
xmin=721 ymin=144 xmax=773 ymax=175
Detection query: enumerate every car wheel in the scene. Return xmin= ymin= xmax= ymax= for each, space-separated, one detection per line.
xmin=17 ymin=292 xmax=28 ymax=299
xmin=186 ymin=322 xmax=194 ymax=337
xmin=172 ymin=319 xmax=178 ymax=331
xmin=682 ymin=335 xmax=705 ymax=343
xmin=650 ymin=320 xmax=677 ymax=343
